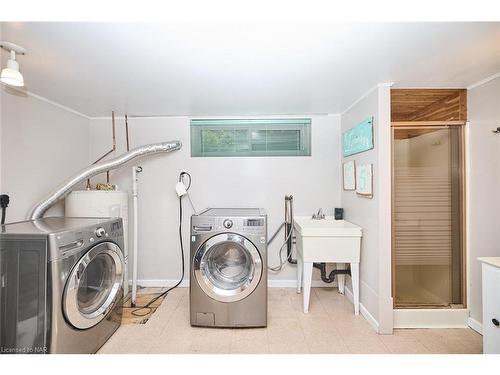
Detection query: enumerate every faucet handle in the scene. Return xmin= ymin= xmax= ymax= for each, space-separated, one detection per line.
xmin=312 ymin=208 xmax=325 ymax=219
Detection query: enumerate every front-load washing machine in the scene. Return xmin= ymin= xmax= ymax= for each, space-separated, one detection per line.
xmin=0 ymin=217 xmax=124 ymax=353
xmin=190 ymin=208 xmax=267 ymax=327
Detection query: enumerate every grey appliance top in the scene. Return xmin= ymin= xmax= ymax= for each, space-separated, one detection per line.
xmin=0 ymin=216 xmax=115 ymax=235
xmin=199 ymin=208 xmax=266 ymax=217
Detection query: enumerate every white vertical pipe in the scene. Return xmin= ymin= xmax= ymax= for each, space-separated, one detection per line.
xmin=131 ymin=166 xmax=141 ymax=307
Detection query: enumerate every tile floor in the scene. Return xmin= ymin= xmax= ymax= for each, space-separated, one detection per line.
xmin=98 ymin=287 xmax=482 ymax=354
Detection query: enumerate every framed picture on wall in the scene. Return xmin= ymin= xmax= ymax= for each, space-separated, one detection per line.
xmin=356 ymin=163 xmax=373 ymax=198
xmin=342 ymin=117 xmax=374 ymax=157
xmin=343 ymin=160 xmax=356 ymax=190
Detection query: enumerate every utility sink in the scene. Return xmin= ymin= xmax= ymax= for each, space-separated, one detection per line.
xmin=293 ymin=216 xmax=362 ymax=237
xmin=293 ymin=216 xmax=362 ymax=315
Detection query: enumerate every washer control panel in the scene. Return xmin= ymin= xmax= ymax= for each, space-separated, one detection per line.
xmin=192 ymin=216 xmax=266 ymax=236
xmin=52 ymin=218 xmax=124 ymax=261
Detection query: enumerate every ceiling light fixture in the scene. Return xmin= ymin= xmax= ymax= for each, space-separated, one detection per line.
xmin=0 ymin=41 xmax=27 ymax=87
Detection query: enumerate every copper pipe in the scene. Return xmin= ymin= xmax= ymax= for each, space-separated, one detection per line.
xmin=87 ymin=111 xmax=117 ymax=187
xmin=125 ymin=114 xmax=130 ymax=152
xmin=112 ymin=111 xmax=116 ymax=149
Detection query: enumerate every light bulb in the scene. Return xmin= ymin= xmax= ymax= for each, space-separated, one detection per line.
xmin=1 ymin=51 xmax=24 ymax=87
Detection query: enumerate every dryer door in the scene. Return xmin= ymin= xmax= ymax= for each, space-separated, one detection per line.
xmin=194 ymin=233 xmax=263 ymax=303
xmin=63 ymin=241 xmax=124 ymax=329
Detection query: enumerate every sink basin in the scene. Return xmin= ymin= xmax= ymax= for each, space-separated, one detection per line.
xmin=293 ymin=216 xmax=362 ymax=237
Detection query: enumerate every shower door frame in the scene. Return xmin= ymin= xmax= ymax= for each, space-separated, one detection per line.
xmin=391 ymin=120 xmax=467 ymax=309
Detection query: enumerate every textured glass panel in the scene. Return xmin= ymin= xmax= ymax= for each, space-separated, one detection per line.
xmin=200 ymin=128 xmax=249 ymax=153
xmin=251 ymin=129 xmax=301 ymax=151
xmin=191 ymin=118 xmax=311 ymax=157
xmin=393 ymin=127 xmax=463 ymax=307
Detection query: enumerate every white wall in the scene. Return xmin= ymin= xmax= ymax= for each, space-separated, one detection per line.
xmin=0 ymin=90 xmax=90 ymax=222
xmin=340 ymin=84 xmax=393 ymax=333
xmin=88 ymin=115 xmax=342 ymax=285
xmin=467 ymin=76 xmax=500 ymax=328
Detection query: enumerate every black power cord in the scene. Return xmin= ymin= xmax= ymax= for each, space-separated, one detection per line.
xmin=131 ymin=172 xmax=190 ymax=317
xmin=1 ymin=194 xmax=10 ymax=225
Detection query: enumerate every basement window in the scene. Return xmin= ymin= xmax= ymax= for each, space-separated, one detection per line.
xmin=190 ymin=118 xmax=312 ymax=157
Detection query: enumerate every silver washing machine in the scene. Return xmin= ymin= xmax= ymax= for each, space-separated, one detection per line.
xmin=190 ymin=208 xmax=267 ymax=328
xmin=0 ymin=217 xmax=124 ymax=354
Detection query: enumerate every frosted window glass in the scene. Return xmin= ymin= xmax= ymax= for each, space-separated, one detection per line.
xmin=191 ymin=119 xmax=311 ymax=157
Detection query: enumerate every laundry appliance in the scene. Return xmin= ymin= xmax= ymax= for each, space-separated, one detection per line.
xmin=190 ymin=208 xmax=267 ymax=327
xmin=0 ymin=217 xmax=124 ymax=354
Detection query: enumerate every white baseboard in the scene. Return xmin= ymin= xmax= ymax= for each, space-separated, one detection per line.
xmin=344 ymin=286 xmax=380 ymax=333
xmin=393 ymin=308 xmax=469 ymax=328
xmin=268 ymin=279 xmax=338 ymax=288
xmin=133 ymin=279 xmax=337 ymax=288
xmin=468 ymin=317 xmax=483 ymax=335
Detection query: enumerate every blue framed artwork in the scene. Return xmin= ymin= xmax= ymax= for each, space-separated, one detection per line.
xmin=342 ymin=117 xmax=374 ymax=157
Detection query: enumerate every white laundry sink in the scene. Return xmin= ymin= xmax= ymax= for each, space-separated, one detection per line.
xmin=293 ymin=216 xmax=363 ymax=314
xmin=293 ymin=216 xmax=362 ymax=237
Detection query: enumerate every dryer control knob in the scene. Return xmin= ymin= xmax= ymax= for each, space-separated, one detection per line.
xmin=223 ymin=219 xmax=233 ymax=229
xmin=95 ymin=227 xmax=106 ymax=237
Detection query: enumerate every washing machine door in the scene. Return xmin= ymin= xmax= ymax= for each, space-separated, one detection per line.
xmin=63 ymin=241 xmax=124 ymax=329
xmin=194 ymin=233 xmax=263 ymax=303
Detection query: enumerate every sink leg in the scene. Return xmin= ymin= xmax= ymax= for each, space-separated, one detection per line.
xmin=303 ymin=262 xmax=313 ymax=313
xmin=297 ymin=252 xmax=303 ymax=294
xmin=350 ymin=262 xmax=360 ymax=315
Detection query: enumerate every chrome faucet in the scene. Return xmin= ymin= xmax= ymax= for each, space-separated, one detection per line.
xmin=312 ymin=208 xmax=325 ymax=220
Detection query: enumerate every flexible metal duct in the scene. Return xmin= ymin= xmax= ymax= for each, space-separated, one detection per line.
xmin=28 ymin=141 xmax=182 ymax=220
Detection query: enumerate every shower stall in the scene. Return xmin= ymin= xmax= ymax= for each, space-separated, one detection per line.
xmin=391 ymin=89 xmax=468 ymax=313
xmin=392 ymin=125 xmax=465 ymax=308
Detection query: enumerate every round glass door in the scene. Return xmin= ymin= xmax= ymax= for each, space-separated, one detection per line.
xmin=193 ymin=233 xmax=262 ymax=303
xmin=63 ymin=241 xmax=124 ymax=329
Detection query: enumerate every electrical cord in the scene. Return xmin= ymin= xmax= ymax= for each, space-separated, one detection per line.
xmin=131 ymin=173 xmax=189 ymax=317
xmin=267 ymin=222 xmax=285 ymax=246
xmin=267 ymin=224 xmax=294 ymax=272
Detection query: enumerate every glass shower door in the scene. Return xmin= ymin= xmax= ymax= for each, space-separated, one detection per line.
xmin=393 ymin=126 xmax=464 ymax=308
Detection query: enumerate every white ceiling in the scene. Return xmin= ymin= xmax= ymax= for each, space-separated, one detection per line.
xmin=1 ymin=22 xmax=499 ymax=117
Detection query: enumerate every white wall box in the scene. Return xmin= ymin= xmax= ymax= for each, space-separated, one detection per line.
xmin=479 ymin=258 xmax=500 ymax=354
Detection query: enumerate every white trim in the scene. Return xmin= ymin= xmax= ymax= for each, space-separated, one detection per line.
xmin=91 ymin=115 xmax=189 ymax=121
xmin=26 ymin=91 xmax=91 ymax=119
xmin=345 ymin=286 xmax=380 ymax=333
xmin=341 ymin=85 xmax=378 ymax=115
xmin=268 ymin=279 xmax=338 ymax=288
xmin=377 ymin=82 xmax=394 ymax=88
xmin=468 ymin=317 xmax=483 ymax=335
xmin=133 ymin=279 xmax=338 ymax=288
xmin=377 ymin=83 xmax=394 ymax=334
xmin=393 ymin=308 xmax=469 ymax=328
xmin=466 ymin=72 xmax=500 ymax=90
xmin=341 ymin=82 xmax=394 ymax=115
xmin=1 ymin=84 xmax=91 ymax=119
xmin=390 ymin=84 xmax=466 ymax=89
xmin=465 ymin=121 xmax=471 ymax=317
xmin=91 ymin=113 xmax=333 ymax=121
